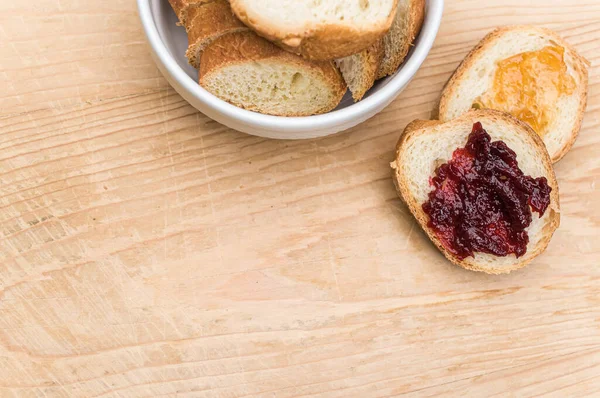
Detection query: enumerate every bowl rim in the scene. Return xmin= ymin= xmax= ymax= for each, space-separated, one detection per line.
xmin=137 ymin=0 xmax=444 ymax=132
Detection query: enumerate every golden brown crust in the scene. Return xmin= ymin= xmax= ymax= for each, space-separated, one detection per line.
xmin=229 ymin=0 xmax=399 ymax=61
xmin=276 ymin=25 xmax=390 ymax=61
xmin=377 ymin=0 xmax=425 ymax=78
xmin=199 ymin=31 xmax=346 ymax=116
xmin=168 ymin=0 xmax=214 ymax=25
xmin=438 ymin=25 xmax=590 ymax=164
xmin=168 ymin=0 xmax=187 ymax=20
xmin=403 ymin=119 xmax=442 ymax=135
xmin=184 ymin=0 xmax=249 ymax=68
xmin=391 ymin=109 xmax=560 ymax=274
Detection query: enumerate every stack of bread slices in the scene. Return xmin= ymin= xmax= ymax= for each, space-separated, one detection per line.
xmin=168 ymin=0 xmax=425 ymax=116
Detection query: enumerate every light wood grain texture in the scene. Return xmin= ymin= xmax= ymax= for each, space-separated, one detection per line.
xmin=0 ymin=0 xmax=599 ymax=396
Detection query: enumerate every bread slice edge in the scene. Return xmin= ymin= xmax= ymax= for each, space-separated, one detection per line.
xmin=377 ymin=0 xmax=425 ymax=79
xmin=229 ymin=0 xmax=399 ymax=60
xmin=184 ymin=0 xmax=249 ymax=68
xmin=335 ymin=40 xmax=384 ymax=102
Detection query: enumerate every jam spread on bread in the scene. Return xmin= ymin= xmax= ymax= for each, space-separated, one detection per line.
xmin=473 ymin=45 xmax=576 ymax=136
xmin=422 ymin=122 xmax=552 ymax=260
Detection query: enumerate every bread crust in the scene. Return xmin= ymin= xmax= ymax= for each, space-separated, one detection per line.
xmin=391 ymin=110 xmax=561 ymax=274
xmin=336 ymin=39 xmax=385 ymax=101
xmin=168 ymin=0 xmax=189 ymax=20
xmin=357 ymin=40 xmax=385 ymax=100
xmin=229 ymin=0 xmax=399 ymax=61
xmin=199 ymin=31 xmax=346 ymax=116
xmin=439 ymin=25 xmax=590 ymax=163
xmin=377 ymin=0 xmax=425 ymax=79
xmin=185 ymin=0 xmax=249 ymax=68
xmin=169 ymin=0 xmax=214 ymax=26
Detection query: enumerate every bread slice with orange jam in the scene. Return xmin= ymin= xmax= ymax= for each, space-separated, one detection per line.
xmin=391 ymin=110 xmax=560 ymax=274
xmin=439 ymin=26 xmax=589 ymax=163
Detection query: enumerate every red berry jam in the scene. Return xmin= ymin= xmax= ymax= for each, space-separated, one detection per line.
xmin=422 ymin=122 xmax=552 ymax=260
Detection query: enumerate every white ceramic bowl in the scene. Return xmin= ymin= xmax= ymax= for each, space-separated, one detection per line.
xmin=138 ymin=0 xmax=444 ymax=139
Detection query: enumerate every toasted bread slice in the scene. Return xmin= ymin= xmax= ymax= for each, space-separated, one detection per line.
xmin=184 ymin=0 xmax=249 ymax=68
xmin=335 ymin=40 xmax=384 ymax=102
xmin=391 ymin=110 xmax=560 ymax=274
xmin=377 ymin=0 xmax=425 ymax=78
xmin=199 ymin=31 xmax=347 ymax=116
xmin=439 ymin=26 xmax=590 ymax=163
xmin=229 ymin=0 xmax=398 ymax=61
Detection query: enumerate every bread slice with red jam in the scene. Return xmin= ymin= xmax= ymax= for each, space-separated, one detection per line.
xmin=391 ymin=110 xmax=560 ymax=274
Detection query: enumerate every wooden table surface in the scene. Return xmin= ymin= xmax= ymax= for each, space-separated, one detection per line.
xmin=1 ymin=0 xmax=599 ymax=396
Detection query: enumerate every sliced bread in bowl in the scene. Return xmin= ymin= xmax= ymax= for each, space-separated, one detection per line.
xmin=184 ymin=0 xmax=249 ymax=68
xmin=377 ymin=0 xmax=425 ymax=78
xmin=229 ymin=0 xmax=399 ymax=60
xmin=199 ymin=31 xmax=347 ymax=116
xmin=391 ymin=110 xmax=560 ymax=274
xmin=335 ymin=40 xmax=384 ymax=102
xmin=439 ymin=26 xmax=590 ymax=163
xmin=168 ymin=0 xmax=211 ymax=26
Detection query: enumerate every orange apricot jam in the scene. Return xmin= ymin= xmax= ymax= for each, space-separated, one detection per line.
xmin=473 ymin=45 xmax=576 ymax=136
